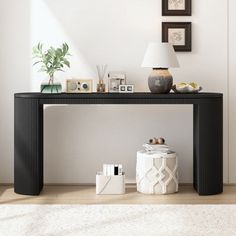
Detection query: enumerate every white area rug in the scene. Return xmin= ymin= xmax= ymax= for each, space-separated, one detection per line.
xmin=0 ymin=205 xmax=236 ymax=236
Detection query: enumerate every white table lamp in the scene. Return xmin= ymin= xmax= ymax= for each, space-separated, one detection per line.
xmin=142 ymin=42 xmax=179 ymax=93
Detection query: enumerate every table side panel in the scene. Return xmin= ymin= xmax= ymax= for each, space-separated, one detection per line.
xmin=194 ymin=98 xmax=223 ymax=195
xmin=14 ymin=97 xmax=43 ymax=195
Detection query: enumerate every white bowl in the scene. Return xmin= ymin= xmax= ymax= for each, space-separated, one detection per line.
xmin=172 ymin=84 xmax=202 ymax=93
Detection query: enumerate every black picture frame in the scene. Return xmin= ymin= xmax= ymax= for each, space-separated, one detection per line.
xmin=162 ymin=22 xmax=192 ymax=52
xmin=162 ymin=0 xmax=191 ymax=16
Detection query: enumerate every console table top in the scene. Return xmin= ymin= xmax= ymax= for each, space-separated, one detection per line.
xmin=15 ymin=92 xmax=223 ymax=99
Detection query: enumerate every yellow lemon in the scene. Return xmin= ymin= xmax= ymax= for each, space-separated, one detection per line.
xmin=189 ymin=82 xmax=198 ymax=88
xmin=177 ymin=82 xmax=187 ymax=88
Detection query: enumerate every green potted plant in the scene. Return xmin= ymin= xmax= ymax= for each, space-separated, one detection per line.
xmin=32 ymin=42 xmax=71 ymax=93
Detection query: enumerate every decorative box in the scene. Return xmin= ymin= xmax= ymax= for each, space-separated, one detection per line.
xmin=96 ymin=172 xmax=125 ymax=195
xmin=136 ymin=150 xmax=178 ymax=195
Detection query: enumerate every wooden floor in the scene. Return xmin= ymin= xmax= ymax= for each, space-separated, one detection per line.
xmin=1 ymin=185 xmax=236 ymax=204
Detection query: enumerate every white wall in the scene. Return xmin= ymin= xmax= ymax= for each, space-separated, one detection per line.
xmin=229 ymin=0 xmax=236 ymax=183
xmin=0 ymin=0 xmax=30 ymax=183
xmin=0 ymin=0 xmax=232 ymax=184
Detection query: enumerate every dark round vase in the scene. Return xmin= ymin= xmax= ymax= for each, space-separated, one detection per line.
xmin=148 ymin=69 xmax=173 ymax=94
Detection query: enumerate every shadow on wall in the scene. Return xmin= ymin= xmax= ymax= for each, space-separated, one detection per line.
xmin=39 ymin=0 xmax=160 ymax=87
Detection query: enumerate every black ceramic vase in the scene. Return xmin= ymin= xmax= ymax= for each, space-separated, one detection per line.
xmin=148 ymin=69 xmax=173 ymax=94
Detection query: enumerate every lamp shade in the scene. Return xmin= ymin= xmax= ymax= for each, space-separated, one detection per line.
xmin=141 ymin=42 xmax=179 ymax=68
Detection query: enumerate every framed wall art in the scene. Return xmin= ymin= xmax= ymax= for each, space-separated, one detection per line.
xmin=162 ymin=22 xmax=192 ymax=52
xmin=162 ymin=0 xmax=191 ymax=16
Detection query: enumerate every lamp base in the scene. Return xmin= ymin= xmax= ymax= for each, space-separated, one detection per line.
xmin=148 ymin=69 xmax=173 ymax=94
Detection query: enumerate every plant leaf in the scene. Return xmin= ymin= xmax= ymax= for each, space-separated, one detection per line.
xmin=32 ymin=42 xmax=71 ymax=76
xmin=33 ymin=61 xmax=42 ymax=66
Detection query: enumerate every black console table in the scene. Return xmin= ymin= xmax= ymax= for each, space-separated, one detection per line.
xmin=14 ymin=93 xmax=223 ymax=196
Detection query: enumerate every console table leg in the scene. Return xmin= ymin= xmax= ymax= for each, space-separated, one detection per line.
xmin=14 ymin=97 xmax=43 ymax=195
xmin=193 ymin=99 xmax=223 ymax=195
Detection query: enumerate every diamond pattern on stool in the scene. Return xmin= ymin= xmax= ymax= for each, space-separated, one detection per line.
xmin=136 ymin=152 xmax=178 ymax=194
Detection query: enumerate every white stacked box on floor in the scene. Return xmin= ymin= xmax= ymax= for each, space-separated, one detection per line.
xmin=96 ymin=172 xmax=125 ymax=195
xmin=136 ymin=150 xmax=178 ymax=194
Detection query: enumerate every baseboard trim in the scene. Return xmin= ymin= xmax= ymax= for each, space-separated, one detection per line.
xmin=1 ymin=183 xmax=236 ymax=187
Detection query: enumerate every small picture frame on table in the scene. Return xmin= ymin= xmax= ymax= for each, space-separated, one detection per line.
xmin=162 ymin=22 xmax=192 ymax=52
xmin=119 ymin=85 xmax=134 ymax=93
xmin=108 ymin=72 xmax=126 ymax=93
xmin=162 ymin=0 xmax=191 ymax=16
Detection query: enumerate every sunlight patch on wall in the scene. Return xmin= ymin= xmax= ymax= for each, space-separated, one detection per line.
xmin=30 ymin=0 xmax=95 ymax=92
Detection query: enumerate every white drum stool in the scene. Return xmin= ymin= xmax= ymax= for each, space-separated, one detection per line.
xmin=136 ymin=150 xmax=178 ymax=194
